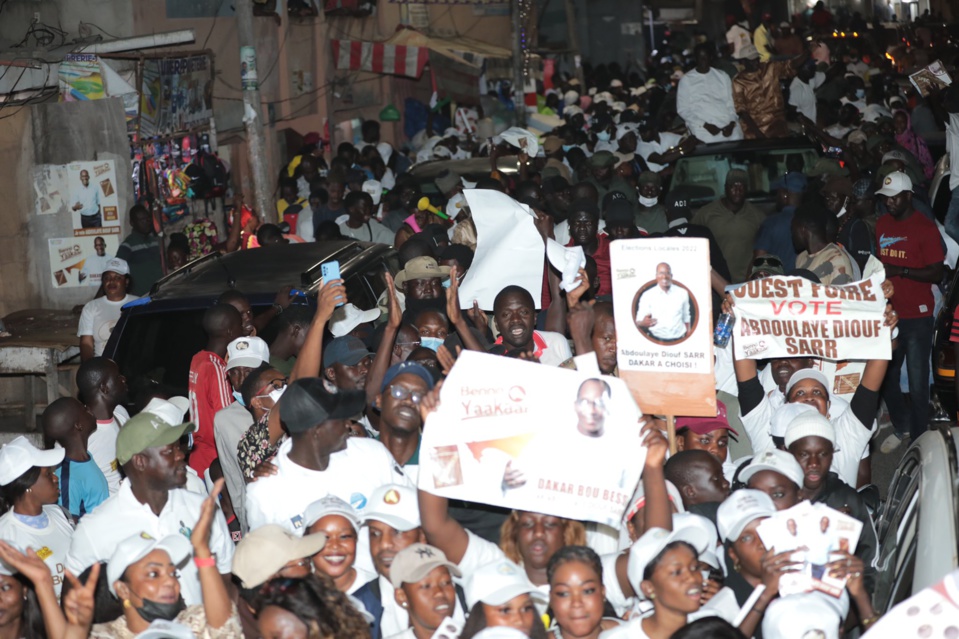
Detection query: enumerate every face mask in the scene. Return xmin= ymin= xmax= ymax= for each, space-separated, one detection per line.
xmin=232 ymin=390 xmax=246 ymax=407
xmin=597 ymin=131 xmax=611 ymax=142
xmin=133 ymin=594 xmax=186 ymax=623
xmin=836 ymin=198 xmax=849 ymax=218
xmin=855 ymin=89 xmax=865 ymax=99
xmin=446 ymin=193 xmax=466 ymax=220
xmin=420 ymin=336 xmax=444 ymax=352
xmin=639 ymin=195 xmax=658 ymax=208
xmin=562 ymin=144 xmax=575 ymax=152
xmin=442 ymin=279 xmax=451 ymax=289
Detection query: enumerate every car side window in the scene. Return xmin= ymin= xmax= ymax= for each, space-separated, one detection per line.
xmin=873 ymin=452 xmax=921 ymax=612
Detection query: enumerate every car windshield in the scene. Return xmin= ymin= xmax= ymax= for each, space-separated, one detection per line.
xmin=669 ymin=146 xmax=821 ymax=208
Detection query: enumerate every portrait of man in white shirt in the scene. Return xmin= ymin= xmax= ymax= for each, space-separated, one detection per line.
xmin=635 ymin=262 xmax=693 ymax=342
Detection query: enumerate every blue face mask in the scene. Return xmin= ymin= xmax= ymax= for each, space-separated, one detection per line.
xmin=421 ymin=336 xmax=444 ymax=352
xmin=855 ymin=88 xmax=865 ymax=99
xmin=233 ymin=390 xmax=246 ymax=407
xmin=597 ymin=131 xmax=611 ymax=142
xmin=562 ymin=144 xmax=575 ymax=152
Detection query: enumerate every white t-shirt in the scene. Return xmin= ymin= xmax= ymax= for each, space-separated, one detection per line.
xmin=77 ymin=294 xmax=138 ymax=356
xmin=676 ymin=69 xmax=743 ymax=144
xmin=80 ymin=253 xmax=112 ymax=288
xmin=88 ymin=405 xmax=127 ymax=495
xmin=636 ymin=285 xmax=691 ymax=341
xmin=535 ymin=330 xmax=573 ymax=367
xmin=296 ymin=208 xmax=315 ymax=242
xmin=67 ymin=481 xmax=235 ymax=606
xmin=338 ymin=219 xmax=395 ymax=245
xmin=245 ymin=437 xmax=404 ymax=533
xmin=788 ymin=73 xmax=825 ymax=122
xmin=635 ymin=132 xmax=683 ymax=173
xmin=726 ymin=24 xmax=752 ymax=58
xmin=0 ymin=506 xmax=74 ymax=597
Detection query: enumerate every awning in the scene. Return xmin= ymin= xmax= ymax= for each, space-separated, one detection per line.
xmin=331 ymin=40 xmax=429 ymax=78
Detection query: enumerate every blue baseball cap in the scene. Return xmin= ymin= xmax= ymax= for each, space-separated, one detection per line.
xmin=381 ymin=361 xmax=435 ymax=392
xmin=323 ymin=336 xmax=372 ymax=368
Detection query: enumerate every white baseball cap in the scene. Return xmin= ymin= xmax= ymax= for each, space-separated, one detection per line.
xmin=770 ymin=402 xmax=817 ymax=438
xmin=329 ymin=304 xmax=380 ymax=338
xmin=304 ymin=494 xmax=361 ymax=532
xmin=0 ymin=436 xmax=64 ymax=486
xmin=362 ymin=180 xmax=383 ymax=206
xmin=740 ymin=449 xmax=805 ymax=489
xmin=762 ymin=592 xmax=843 ymax=639
xmin=672 ymin=513 xmax=720 ymax=569
xmin=141 ymin=396 xmax=191 ymax=428
xmin=784 ymin=411 xmax=837 ymax=449
xmin=627 ymin=526 xmax=710 ymax=589
xmin=225 ymin=336 xmax=271 ymax=371
xmin=465 ymin=558 xmax=542 ymax=608
xmin=875 ymin=171 xmax=913 ymax=197
xmin=107 ymin=533 xmax=192 ymax=596
xmin=389 ymin=543 xmax=462 ymax=589
xmin=784 ymin=369 xmax=831 ymax=399
xmin=471 ymin=629 xmax=529 ymax=639
xmin=716 ymin=489 xmax=776 ymax=543
xmin=104 ymin=257 xmax=130 ymax=276
xmin=362 ymin=484 xmax=420 ymax=532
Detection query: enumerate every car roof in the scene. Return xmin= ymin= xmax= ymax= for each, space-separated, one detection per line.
xmin=149 ymin=241 xmax=390 ymax=300
xmin=410 ymin=156 xmax=521 ymax=180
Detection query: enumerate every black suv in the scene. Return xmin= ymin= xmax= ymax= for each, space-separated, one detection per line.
xmin=103 ymin=241 xmax=397 ymax=396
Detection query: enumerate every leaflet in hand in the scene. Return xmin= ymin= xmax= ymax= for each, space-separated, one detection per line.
xmin=756 ymin=501 xmax=862 ymax=598
xmin=909 ymin=61 xmax=953 ymax=97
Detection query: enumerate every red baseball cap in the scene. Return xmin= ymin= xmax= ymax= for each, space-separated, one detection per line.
xmin=675 ymin=400 xmax=738 ymax=436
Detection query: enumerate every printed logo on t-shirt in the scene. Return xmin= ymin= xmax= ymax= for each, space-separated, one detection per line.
xmin=350 ymin=492 xmax=368 ymax=510
xmin=291 ymin=514 xmax=304 ymax=529
xmin=35 ymin=547 xmax=53 ymax=561
xmin=879 ymin=234 xmax=907 ymax=259
xmin=110 ymin=459 xmax=118 ymax=472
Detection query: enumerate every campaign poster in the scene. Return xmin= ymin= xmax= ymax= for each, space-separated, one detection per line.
xmin=58 ymin=54 xmax=105 ymax=102
xmin=48 ymin=232 xmax=120 ymax=288
xmin=611 ymin=237 xmax=716 ymax=417
xmin=66 ymin=160 xmax=121 ymax=236
xmin=419 ymin=351 xmax=645 ymax=527
xmin=34 ymin=165 xmax=70 ymax=217
xmin=730 ymin=271 xmax=890 ymax=362
xmin=140 ymin=55 xmax=214 ymax=136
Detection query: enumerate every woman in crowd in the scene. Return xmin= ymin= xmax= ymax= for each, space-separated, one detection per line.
xmin=90 ymin=480 xmax=240 ymax=638
xmin=0 ymin=437 xmax=73 ymax=597
xmin=0 ymin=542 xmax=49 ymax=639
xmin=388 ymin=543 xmax=462 ymax=639
xmin=547 ymin=545 xmax=621 ymax=639
xmin=460 ymin=558 xmax=549 ymax=639
xmin=256 ymin=573 xmax=372 ymax=639
xmin=304 ymin=495 xmax=375 ymax=594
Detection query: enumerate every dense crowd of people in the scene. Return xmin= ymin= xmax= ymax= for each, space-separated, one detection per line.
xmin=19 ymin=7 xmax=959 ymax=639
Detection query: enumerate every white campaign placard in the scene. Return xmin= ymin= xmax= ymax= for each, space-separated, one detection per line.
xmin=731 ymin=271 xmax=890 ymax=362
xmin=419 ymin=351 xmax=644 ymax=526
xmin=457 ymin=190 xmax=545 ymax=310
xmin=67 ymin=160 xmax=121 ymax=236
xmin=611 ymin=237 xmax=716 ymax=417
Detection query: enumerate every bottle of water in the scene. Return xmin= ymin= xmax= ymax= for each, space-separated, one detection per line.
xmin=714 ymin=312 xmax=735 ymax=348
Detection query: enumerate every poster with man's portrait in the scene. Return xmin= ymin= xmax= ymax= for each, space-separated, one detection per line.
xmin=611 ymin=237 xmax=715 ymax=416
xmin=48 ymin=233 xmax=120 ymax=288
xmin=67 ymin=161 xmax=121 ymax=236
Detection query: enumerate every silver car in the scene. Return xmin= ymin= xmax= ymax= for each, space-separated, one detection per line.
xmin=872 ymin=425 xmax=959 ymax=612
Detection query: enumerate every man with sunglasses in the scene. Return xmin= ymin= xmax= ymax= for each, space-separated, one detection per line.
xmin=374 ymin=362 xmax=435 ymax=484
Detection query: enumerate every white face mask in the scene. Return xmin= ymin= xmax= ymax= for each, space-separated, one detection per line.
xmin=836 ymin=197 xmax=849 ymax=218
xmin=639 ymin=195 xmax=659 ymax=208
xmin=446 ymin=193 xmax=466 ymax=220
xmin=268 ymin=387 xmax=286 ymax=405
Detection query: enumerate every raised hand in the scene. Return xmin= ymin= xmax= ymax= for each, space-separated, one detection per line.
xmin=640 ymin=422 xmax=669 ymax=470
xmin=567 ymin=267 xmax=590 ymax=309
xmin=0 ymin=540 xmax=53 ymax=589
xmin=385 ymin=272 xmax=402 ymax=330
xmin=317 ymin=278 xmax=346 ymax=323
xmin=446 ymin=266 xmax=465 ymax=326
xmin=63 ymin=564 xmax=100 ymax=628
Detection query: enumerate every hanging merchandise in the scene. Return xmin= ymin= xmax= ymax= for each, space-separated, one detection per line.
xmin=184 ymin=219 xmax=220 ymax=260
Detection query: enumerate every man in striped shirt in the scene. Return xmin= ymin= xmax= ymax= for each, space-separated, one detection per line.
xmin=188 ymin=303 xmax=243 ymax=475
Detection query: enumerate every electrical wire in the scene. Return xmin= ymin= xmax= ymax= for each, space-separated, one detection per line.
xmin=202 ymin=0 xmax=229 ymax=50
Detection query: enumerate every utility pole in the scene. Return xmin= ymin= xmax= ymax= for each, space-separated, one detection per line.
xmin=235 ymin=0 xmax=274 ymax=223
xmin=563 ymin=0 xmax=585 ymax=87
xmin=511 ymin=0 xmax=527 ymax=127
